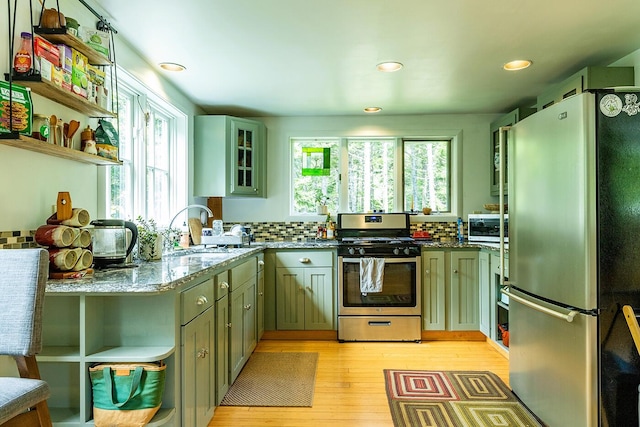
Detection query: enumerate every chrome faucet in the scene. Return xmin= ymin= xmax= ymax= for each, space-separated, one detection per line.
xmin=168 ymin=204 xmax=214 ymax=232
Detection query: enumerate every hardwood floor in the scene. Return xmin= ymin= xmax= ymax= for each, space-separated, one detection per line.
xmin=209 ymin=339 xmax=509 ymax=426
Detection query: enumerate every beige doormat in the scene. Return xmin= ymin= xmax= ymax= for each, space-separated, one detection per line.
xmin=220 ymin=352 xmax=319 ymax=407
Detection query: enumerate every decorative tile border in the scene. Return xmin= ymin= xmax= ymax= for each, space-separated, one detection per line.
xmin=0 ymin=221 xmax=463 ymax=249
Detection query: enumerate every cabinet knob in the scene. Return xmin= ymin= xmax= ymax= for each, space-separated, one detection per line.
xmin=425 ymin=269 xmax=430 ymax=274
xmin=244 ymin=304 xmax=252 ymax=310
xmin=258 ymin=260 xmax=265 ymax=266
xmin=258 ymin=291 xmax=264 ymax=296
xmin=197 ymin=348 xmax=209 ymax=358
xmin=226 ymin=322 xmax=232 ymax=328
xmin=220 ymin=281 xmax=229 ymax=289
xmin=299 ymin=257 xmax=311 ymax=263
xmin=453 ymin=269 xmax=458 ymax=274
xmin=196 ymin=296 xmax=208 ymax=306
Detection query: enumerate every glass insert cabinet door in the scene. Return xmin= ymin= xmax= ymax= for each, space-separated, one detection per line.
xmin=489 ymin=107 xmax=534 ymax=196
xmin=230 ymin=119 xmax=261 ymax=196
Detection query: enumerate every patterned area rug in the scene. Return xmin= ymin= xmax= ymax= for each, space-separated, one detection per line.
xmin=221 ymin=352 xmax=318 ymax=407
xmin=384 ymin=370 xmax=543 ymax=427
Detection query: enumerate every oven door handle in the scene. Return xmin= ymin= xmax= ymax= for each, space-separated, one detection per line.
xmin=339 ymin=257 xmax=419 ymax=263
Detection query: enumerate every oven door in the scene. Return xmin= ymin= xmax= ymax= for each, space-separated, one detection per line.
xmin=338 ymin=256 xmax=421 ymax=316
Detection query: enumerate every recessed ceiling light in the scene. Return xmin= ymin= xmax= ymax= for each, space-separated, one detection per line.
xmin=364 ymin=107 xmax=382 ymax=113
xmin=376 ymin=62 xmax=403 ymax=72
xmin=503 ymin=60 xmax=532 ymax=71
xmin=159 ymin=62 xmax=186 ymax=72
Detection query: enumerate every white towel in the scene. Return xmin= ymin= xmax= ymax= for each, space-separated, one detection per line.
xmin=360 ymin=257 xmax=385 ymax=293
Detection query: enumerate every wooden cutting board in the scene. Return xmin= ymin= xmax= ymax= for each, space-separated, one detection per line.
xmin=189 ymin=218 xmax=203 ymax=245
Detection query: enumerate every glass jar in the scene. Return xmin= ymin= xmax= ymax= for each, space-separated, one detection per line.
xmin=32 ymin=114 xmax=50 ymax=142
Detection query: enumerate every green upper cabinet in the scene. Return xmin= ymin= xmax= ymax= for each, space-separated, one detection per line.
xmin=536 ymin=66 xmax=635 ymax=111
xmin=489 ymin=107 xmax=534 ymax=196
xmin=194 ymin=115 xmax=266 ymax=197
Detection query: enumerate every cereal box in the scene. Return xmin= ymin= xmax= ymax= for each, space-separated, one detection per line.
xmin=34 ymin=36 xmax=60 ymax=67
xmin=0 ymin=81 xmax=32 ymax=135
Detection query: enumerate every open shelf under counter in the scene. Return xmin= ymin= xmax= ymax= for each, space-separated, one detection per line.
xmin=85 ymin=346 xmax=175 ymax=363
xmin=39 ymin=346 xmax=81 ymax=362
xmin=33 ymin=27 xmax=112 ymax=66
xmin=48 ymin=407 xmax=81 ymax=426
xmin=0 ymin=134 xmax=121 ymax=165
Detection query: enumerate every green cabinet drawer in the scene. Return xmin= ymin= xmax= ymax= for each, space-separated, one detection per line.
xmin=231 ymin=258 xmax=257 ymax=291
xmin=275 ymin=250 xmax=333 ymax=268
xmin=181 ymin=278 xmax=214 ymax=325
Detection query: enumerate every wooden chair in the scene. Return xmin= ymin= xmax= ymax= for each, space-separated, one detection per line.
xmin=0 ymin=249 xmax=52 ymax=427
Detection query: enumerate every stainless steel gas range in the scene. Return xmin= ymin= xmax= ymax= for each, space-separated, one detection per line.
xmin=336 ymin=213 xmax=421 ymax=342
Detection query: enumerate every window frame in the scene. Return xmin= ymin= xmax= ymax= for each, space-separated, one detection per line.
xmin=98 ymin=67 xmax=188 ymax=225
xmin=288 ymin=130 xmax=462 ymax=222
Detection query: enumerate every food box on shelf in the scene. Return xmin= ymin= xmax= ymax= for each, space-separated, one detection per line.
xmin=0 ymin=81 xmax=32 ymax=135
xmin=80 ymin=28 xmax=110 ymax=57
xmin=57 ymin=44 xmax=73 ymax=73
xmin=72 ymin=49 xmax=87 ymax=72
xmin=38 ymin=57 xmax=53 ymax=82
xmin=34 ymin=36 xmax=60 ymax=67
xmin=71 ymin=67 xmax=88 ymax=98
xmin=61 ymin=69 xmax=72 ymax=91
xmin=71 ymin=49 xmax=88 ymax=98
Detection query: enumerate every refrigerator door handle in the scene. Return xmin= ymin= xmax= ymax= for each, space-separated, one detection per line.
xmin=502 ymin=286 xmax=579 ymax=323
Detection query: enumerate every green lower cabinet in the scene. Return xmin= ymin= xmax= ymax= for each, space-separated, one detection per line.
xmin=181 ymin=307 xmax=215 ymax=427
xmin=276 ymin=267 xmax=334 ymax=330
xmin=215 ymin=293 xmax=230 ymax=406
xmin=421 ymin=251 xmax=446 ymax=330
xmin=449 ymin=251 xmax=479 ymax=330
xmin=422 ymin=249 xmax=480 ymax=331
xmin=229 ymin=277 xmax=257 ymax=383
xmin=478 ymin=251 xmax=491 ymax=337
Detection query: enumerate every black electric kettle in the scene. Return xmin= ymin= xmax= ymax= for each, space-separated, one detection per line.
xmin=90 ymin=219 xmax=138 ymax=267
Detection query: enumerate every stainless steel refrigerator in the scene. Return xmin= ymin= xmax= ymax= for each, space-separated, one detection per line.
xmin=506 ymin=89 xmax=640 ymax=427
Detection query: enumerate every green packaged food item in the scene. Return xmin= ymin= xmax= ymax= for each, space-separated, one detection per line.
xmin=0 ymin=81 xmax=32 ymax=135
xmin=95 ymin=119 xmax=119 ymax=160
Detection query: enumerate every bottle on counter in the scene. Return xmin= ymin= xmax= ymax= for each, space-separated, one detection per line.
xmin=327 ymin=221 xmax=335 ymax=239
xmin=13 ymin=32 xmax=32 ymax=76
xmin=457 ymin=217 xmax=464 ymax=243
xmin=179 ymin=222 xmax=190 ymax=248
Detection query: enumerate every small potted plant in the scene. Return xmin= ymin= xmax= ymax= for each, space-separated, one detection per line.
xmin=135 ymin=216 xmax=163 ymax=261
xmin=316 ymin=196 xmax=329 ymax=215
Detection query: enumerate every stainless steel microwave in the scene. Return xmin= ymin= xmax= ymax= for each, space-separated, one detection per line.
xmin=467 ymin=213 xmax=508 ymax=243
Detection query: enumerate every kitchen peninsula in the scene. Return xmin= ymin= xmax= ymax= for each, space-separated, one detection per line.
xmin=37 ymin=239 xmax=505 ymax=427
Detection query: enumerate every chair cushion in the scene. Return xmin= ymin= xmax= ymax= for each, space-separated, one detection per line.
xmin=0 ymin=377 xmax=50 ymax=424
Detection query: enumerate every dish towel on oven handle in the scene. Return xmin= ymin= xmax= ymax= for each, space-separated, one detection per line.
xmin=360 ymin=257 xmax=385 ymax=293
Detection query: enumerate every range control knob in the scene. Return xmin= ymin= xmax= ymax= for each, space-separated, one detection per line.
xmin=404 ymin=247 xmax=411 ymax=255
xmin=348 ymin=247 xmax=355 ymax=255
xmin=358 ymin=248 xmax=366 ymax=256
xmin=393 ymin=248 xmax=400 ymax=255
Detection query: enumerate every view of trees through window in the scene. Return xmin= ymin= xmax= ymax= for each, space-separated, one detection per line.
xmin=404 ymin=140 xmax=450 ymax=213
xmin=291 ymin=138 xmax=340 ymax=215
xmin=347 ymin=138 xmax=395 ymax=212
xmin=292 ymin=137 xmax=451 ymax=215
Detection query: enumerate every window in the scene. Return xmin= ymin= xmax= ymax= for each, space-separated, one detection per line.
xmin=100 ymin=69 xmax=187 ymax=225
xmin=291 ymin=135 xmax=456 ymax=216
xmin=403 ymin=140 xmax=450 ymax=213
xmin=291 ymin=138 xmax=340 ymax=215
xmin=347 ymin=138 xmax=395 ymax=212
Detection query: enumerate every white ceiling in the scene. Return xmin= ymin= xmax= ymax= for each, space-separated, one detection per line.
xmin=91 ymin=0 xmax=640 ymax=117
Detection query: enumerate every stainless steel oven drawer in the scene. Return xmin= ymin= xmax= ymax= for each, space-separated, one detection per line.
xmin=338 ymin=316 xmax=421 ymax=342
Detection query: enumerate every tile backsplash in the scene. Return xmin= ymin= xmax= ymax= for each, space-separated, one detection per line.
xmin=0 ymin=220 xmax=463 ymax=249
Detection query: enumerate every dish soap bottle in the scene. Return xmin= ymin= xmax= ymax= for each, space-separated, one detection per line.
xmin=457 ymin=217 xmax=464 ymax=243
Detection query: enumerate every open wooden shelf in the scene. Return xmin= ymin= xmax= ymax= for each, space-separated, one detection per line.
xmin=33 ymin=27 xmax=112 ymax=66
xmin=5 ymin=75 xmax=116 ymax=118
xmin=0 ymin=134 xmax=121 ymax=165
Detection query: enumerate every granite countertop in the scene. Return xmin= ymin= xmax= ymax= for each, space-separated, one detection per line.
xmin=46 ymin=247 xmax=263 ymax=294
xmin=45 ymin=240 xmax=505 ymax=294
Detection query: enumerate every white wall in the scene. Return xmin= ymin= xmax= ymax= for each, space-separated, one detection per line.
xmin=0 ymin=0 xmax=201 ymax=230
xmin=219 ymin=113 xmax=500 ymax=222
